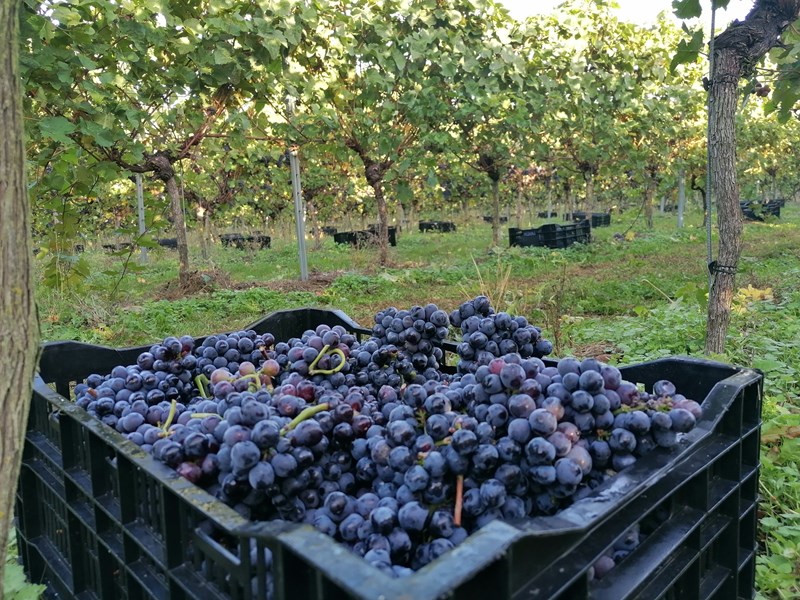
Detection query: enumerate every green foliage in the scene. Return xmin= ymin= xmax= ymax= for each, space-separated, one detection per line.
xmin=4 ymin=531 xmax=45 ymax=599
xmin=669 ymin=25 xmax=704 ymax=72
xmin=672 ymin=0 xmax=702 ymax=19
xmin=319 ymin=273 xmax=396 ymax=305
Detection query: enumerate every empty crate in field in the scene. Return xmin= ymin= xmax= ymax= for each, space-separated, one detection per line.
xmin=419 ymin=221 xmax=457 ymax=233
xmin=220 ymin=233 xmax=271 ymax=249
xmin=740 ymin=200 xmax=781 ymax=221
xmin=564 ymin=212 xmax=612 ymax=227
xmin=334 ymin=226 xmax=397 ymax=247
xmin=509 ymin=220 xmax=591 ymax=249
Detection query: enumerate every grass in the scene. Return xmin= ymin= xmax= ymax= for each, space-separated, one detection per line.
xmin=22 ymin=204 xmax=800 ymax=598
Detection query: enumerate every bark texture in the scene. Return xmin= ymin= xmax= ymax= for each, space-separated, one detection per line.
xmin=477 ymin=153 xmax=502 ymax=247
xmin=584 ymin=172 xmax=595 ymax=214
xmin=165 ymin=176 xmax=190 ymax=286
xmin=372 ymin=178 xmax=389 ymax=265
xmin=0 ymin=0 xmax=40 ymax=586
xmin=706 ymin=49 xmax=743 ymax=354
xmin=705 ymin=0 xmax=800 ymax=354
xmin=201 ymin=209 xmax=211 ymax=261
xmin=147 ymin=154 xmax=190 ymax=285
xmin=347 ymin=138 xmax=392 ymax=266
xmin=491 ymin=179 xmax=501 ymax=247
xmin=644 ymin=168 xmax=657 ymax=230
xmin=677 ymin=170 xmax=686 ymax=229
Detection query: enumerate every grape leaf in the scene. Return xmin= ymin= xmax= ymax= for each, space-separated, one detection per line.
xmin=39 ymin=116 xmax=75 ymax=144
xmin=670 ymin=28 xmax=705 ymax=73
xmin=672 ymin=0 xmax=702 ymax=19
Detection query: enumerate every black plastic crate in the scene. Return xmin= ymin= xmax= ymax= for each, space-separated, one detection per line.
xmin=564 ymin=212 xmax=611 ymax=227
xmin=484 ymin=215 xmax=509 ymax=224
xmin=220 ymin=234 xmax=271 ymax=250
xmin=509 ymin=220 xmax=591 ymax=249
xmin=537 ymin=211 xmax=558 ymax=218
xmin=156 ymin=238 xmax=178 ymax=249
xmin=419 ymin=221 xmax=457 ymax=233
xmin=333 ymin=227 xmax=397 ymax=248
xmin=741 ymin=201 xmax=781 ymax=221
xmin=508 ymin=227 xmax=544 ymax=247
xmin=101 ymin=242 xmax=133 ymax=252
xmin=18 ymin=309 xmax=761 ymax=600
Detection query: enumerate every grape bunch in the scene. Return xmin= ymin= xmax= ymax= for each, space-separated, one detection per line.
xmin=74 ymin=335 xmax=200 ymax=434
xmin=455 ymin=355 xmax=705 ymax=517
xmin=71 ymin=301 xmax=703 ymax=583
xmin=449 ymin=295 xmax=554 ymax=373
xmin=359 ymin=304 xmax=450 ymax=388
xmin=270 ymin=324 xmax=359 ymax=392
xmin=193 ymin=329 xmax=276 ymax=379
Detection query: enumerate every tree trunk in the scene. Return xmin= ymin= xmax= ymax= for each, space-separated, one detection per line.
xmin=568 ymin=187 xmax=575 ymax=216
xmin=396 ymin=201 xmax=406 ymax=233
xmin=644 ymin=179 xmax=655 ymax=230
xmin=705 ymin=49 xmax=744 ymax=354
xmin=704 ymin=1 xmax=800 ymax=353
xmin=771 ymin=173 xmax=777 ymax=201
xmin=584 ymin=172 xmax=595 ymax=213
xmin=0 ymin=0 xmax=41 ymax=582
xmin=698 ymin=190 xmax=708 ymax=228
xmin=201 ymin=209 xmax=211 ymax=261
xmin=677 ymin=169 xmax=686 ymax=228
xmin=308 ymin=200 xmax=323 ymax=251
xmin=659 ymin=195 xmax=666 ymax=214
xmin=372 ymin=179 xmax=389 ymax=265
xmin=165 ymin=176 xmax=190 ymax=286
xmin=491 ymin=178 xmax=500 ymax=247
xmin=515 ymin=185 xmax=523 ymax=229
xmin=546 ymin=184 xmax=553 ymax=220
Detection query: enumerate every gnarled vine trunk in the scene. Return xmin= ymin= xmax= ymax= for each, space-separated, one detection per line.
xmin=372 ymin=179 xmax=389 ymax=265
xmin=644 ymin=169 xmax=657 ymax=230
xmin=201 ymin=208 xmax=212 ymax=261
xmin=348 ymin=141 xmax=392 ymax=266
xmin=584 ymin=171 xmax=595 ymax=214
xmin=165 ymin=175 xmax=190 ymax=287
xmin=491 ymin=178 xmax=501 ymax=247
xmin=147 ymin=154 xmax=190 ymax=286
xmin=0 ymin=0 xmax=40 ymax=580
xmin=705 ymin=0 xmax=800 ymax=354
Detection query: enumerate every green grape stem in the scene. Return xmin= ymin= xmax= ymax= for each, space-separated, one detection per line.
xmin=158 ymin=399 xmax=178 ymax=437
xmin=195 ymin=374 xmax=210 ymax=398
xmin=308 ymin=344 xmax=347 ymax=376
xmin=280 ymin=402 xmax=331 ymax=435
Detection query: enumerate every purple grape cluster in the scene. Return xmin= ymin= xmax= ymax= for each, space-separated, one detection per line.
xmin=449 ymin=295 xmax=553 ymax=373
xmin=75 ymin=335 xmax=200 ymax=434
xmin=194 ymin=329 xmax=276 ymax=378
xmin=272 ymin=325 xmax=358 ymax=391
xmin=361 ymin=304 xmax=450 ymax=387
xmin=71 ymin=298 xmax=703 ymax=582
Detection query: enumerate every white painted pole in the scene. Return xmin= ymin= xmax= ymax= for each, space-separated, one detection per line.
xmin=285 ymin=96 xmax=308 ymax=281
